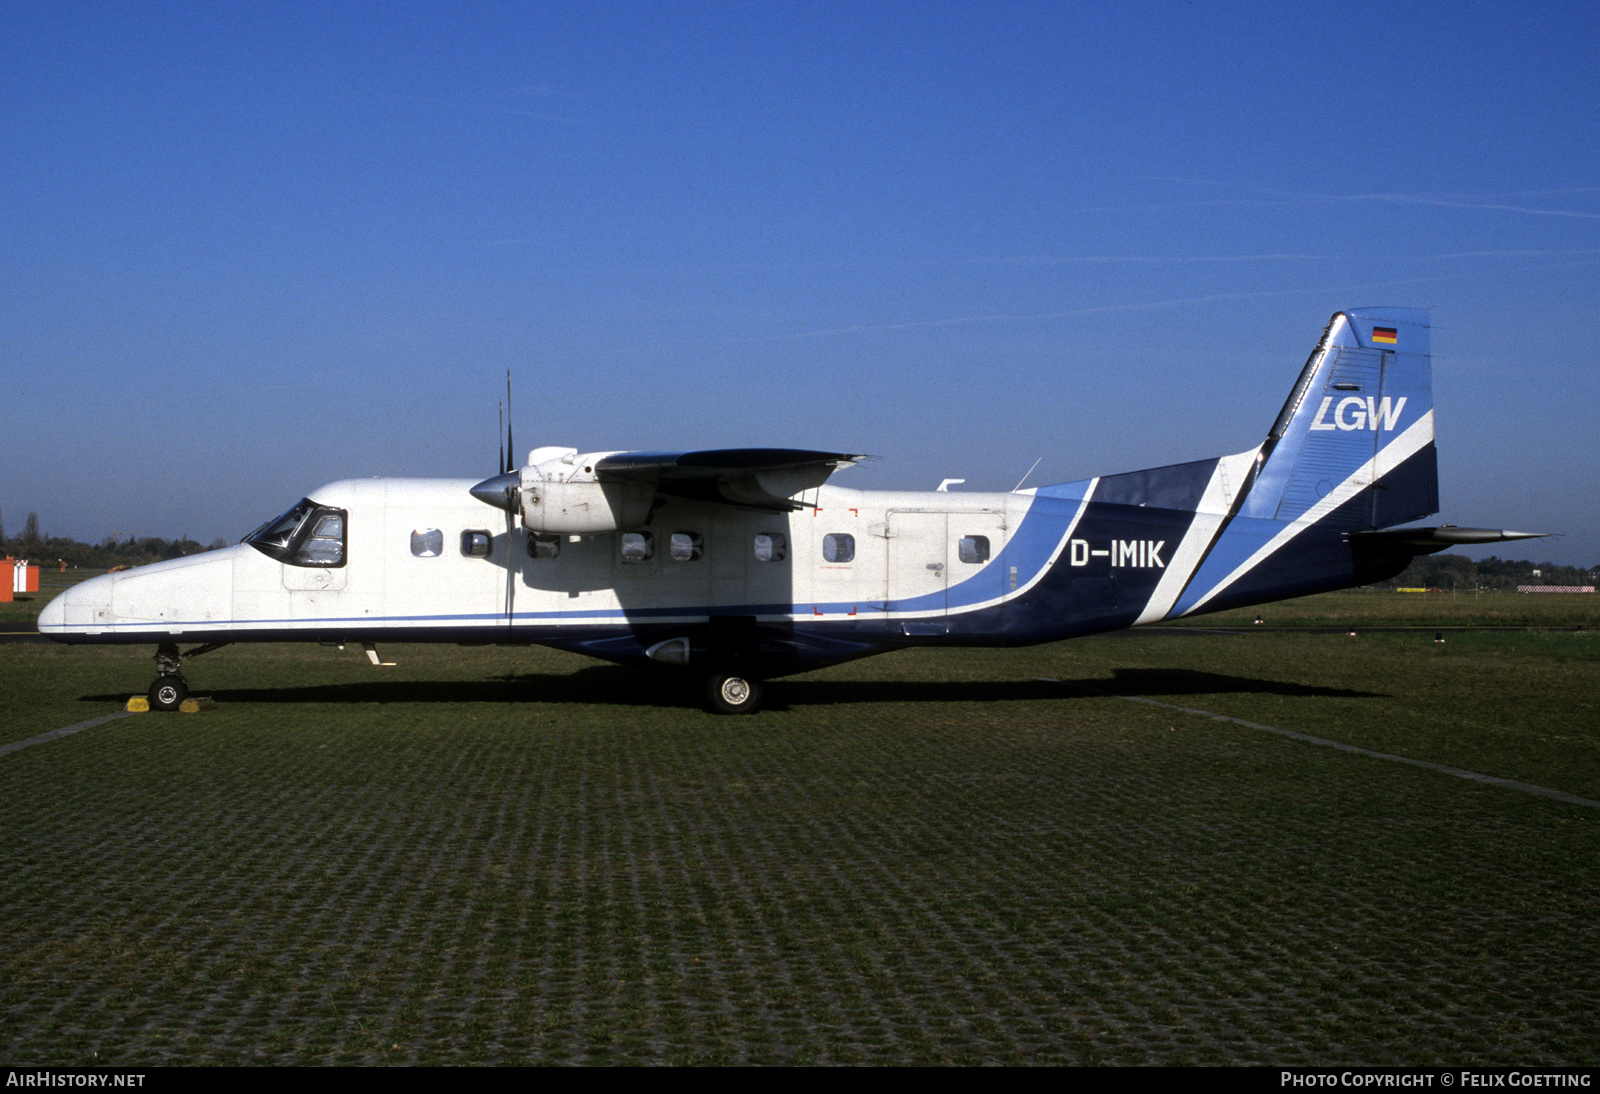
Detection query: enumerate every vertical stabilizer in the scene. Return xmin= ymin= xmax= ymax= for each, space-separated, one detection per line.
xmin=1147 ymin=309 xmax=1441 ymax=620
xmin=1242 ymin=308 xmax=1436 ymax=530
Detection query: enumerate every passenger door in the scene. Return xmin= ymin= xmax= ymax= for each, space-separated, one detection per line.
xmin=886 ymin=511 xmax=949 ymax=612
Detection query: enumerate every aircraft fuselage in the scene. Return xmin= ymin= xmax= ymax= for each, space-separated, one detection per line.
xmin=36 ymin=469 xmax=1397 ymax=678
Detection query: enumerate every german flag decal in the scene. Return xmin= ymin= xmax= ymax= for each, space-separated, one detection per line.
xmin=1372 ymin=326 xmax=1398 ymax=345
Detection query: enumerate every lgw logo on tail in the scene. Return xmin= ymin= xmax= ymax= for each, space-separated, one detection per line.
xmin=1310 ymin=396 xmax=1407 ymax=432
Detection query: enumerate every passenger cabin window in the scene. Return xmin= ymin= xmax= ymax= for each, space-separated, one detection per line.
xmin=959 ymin=535 xmax=990 ymax=564
xmin=410 ymin=529 xmax=443 ymax=557
xmin=670 ymin=532 xmax=703 ymax=561
xmin=461 ymin=530 xmax=492 ymax=558
xmin=527 ymin=533 xmax=560 ymax=560
xmin=754 ymin=533 xmax=787 ymax=563
xmin=619 ymin=531 xmax=653 ymax=563
xmin=822 ymin=533 xmax=855 ymax=564
xmin=244 ymin=499 xmax=348 ymax=568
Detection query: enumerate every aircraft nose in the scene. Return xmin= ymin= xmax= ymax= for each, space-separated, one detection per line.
xmin=37 ymin=588 xmax=67 ymax=633
xmin=36 ymin=571 xmax=113 ymax=639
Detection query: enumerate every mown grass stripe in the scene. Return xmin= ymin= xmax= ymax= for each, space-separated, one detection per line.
xmin=0 ymin=710 xmax=131 ymax=758
xmin=1043 ymin=678 xmax=1600 ymax=810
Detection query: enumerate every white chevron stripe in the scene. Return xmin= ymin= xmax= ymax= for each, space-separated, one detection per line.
xmin=1134 ymin=447 xmax=1260 ymax=625
xmin=1186 ymin=410 xmax=1434 ymax=614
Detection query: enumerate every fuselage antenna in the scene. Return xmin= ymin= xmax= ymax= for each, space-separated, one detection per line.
xmin=1012 ymin=457 xmax=1043 ymax=493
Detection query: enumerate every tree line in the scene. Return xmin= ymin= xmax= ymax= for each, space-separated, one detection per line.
xmin=1380 ymin=553 xmax=1599 ymax=591
xmin=0 ymin=508 xmax=227 ymax=570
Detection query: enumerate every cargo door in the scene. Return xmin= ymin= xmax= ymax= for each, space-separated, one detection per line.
xmin=886 ymin=511 xmax=948 ymax=615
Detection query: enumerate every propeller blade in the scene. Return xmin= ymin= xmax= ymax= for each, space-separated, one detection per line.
xmin=505 ymin=369 xmax=515 ymax=475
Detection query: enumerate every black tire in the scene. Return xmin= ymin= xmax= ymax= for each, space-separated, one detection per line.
xmin=149 ymin=674 xmax=188 ymax=712
xmin=705 ymin=672 xmax=762 ymax=715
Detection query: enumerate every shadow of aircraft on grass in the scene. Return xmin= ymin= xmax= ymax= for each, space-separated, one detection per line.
xmin=80 ymin=665 xmax=1382 ymax=711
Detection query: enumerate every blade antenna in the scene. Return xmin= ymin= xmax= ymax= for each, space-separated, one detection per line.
xmin=1012 ymin=456 xmax=1043 ymax=493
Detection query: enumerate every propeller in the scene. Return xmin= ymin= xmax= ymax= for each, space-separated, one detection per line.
xmin=495 ymin=370 xmax=518 ymax=626
xmin=474 ymin=369 xmax=522 ymax=511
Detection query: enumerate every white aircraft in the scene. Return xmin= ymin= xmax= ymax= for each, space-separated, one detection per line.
xmin=40 ymin=308 xmax=1541 ymax=713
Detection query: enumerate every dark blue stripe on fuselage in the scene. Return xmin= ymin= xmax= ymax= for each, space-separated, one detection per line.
xmin=1089 ymin=456 xmax=1216 ymax=511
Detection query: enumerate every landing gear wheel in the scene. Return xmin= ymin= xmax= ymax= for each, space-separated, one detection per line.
xmin=149 ymin=674 xmax=188 ymax=712
xmin=705 ymin=672 xmax=762 ymax=715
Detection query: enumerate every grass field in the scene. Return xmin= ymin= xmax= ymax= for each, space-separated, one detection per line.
xmin=1172 ymin=587 xmax=1600 ymax=629
xmin=1 ymin=592 xmax=1597 ymax=1065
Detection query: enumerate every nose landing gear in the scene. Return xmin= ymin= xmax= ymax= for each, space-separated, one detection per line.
xmin=146 ymin=641 xmax=229 ymax=712
xmin=149 ymin=672 xmax=189 ymax=712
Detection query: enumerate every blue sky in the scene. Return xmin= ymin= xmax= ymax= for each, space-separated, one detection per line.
xmin=5 ymin=1 xmax=1597 ymax=567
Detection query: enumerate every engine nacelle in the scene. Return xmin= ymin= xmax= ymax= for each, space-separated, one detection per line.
xmin=517 ymin=456 xmax=653 ymax=534
xmin=518 ymin=479 xmax=653 ymax=534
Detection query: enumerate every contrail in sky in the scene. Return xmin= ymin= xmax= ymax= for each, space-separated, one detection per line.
xmin=781 ymin=256 xmax=1600 ymax=339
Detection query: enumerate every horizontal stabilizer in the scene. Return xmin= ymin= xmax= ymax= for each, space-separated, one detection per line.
xmin=1350 ymin=525 xmax=1547 ymax=554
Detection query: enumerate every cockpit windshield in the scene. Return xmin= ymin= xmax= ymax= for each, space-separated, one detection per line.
xmin=245 ymin=499 xmax=348 ymax=567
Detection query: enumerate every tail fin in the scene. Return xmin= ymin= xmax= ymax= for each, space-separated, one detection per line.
xmin=1121 ymin=308 xmax=1441 ymax=621
xmin=1242 ymin=307 xmax=1437 ymax=530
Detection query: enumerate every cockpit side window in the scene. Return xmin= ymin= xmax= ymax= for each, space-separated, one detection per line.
xmin=245 ymin=499 xmax=348 ymax=568
xmin=296 ymin=512 xmax=345 ymax=565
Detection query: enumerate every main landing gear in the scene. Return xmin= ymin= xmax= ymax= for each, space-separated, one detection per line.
xmin=700 ymin=616 xmax=766 ymax=715
xmin=146 ymin=641 xmax=228 ymax=712
xmin=704 ymin=671 xmax=763 ymax=715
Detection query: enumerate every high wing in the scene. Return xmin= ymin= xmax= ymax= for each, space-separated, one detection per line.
xmin=594 ymin=448 xmax=865 ymax=511
xmin=468 ymin=446 xmax=867 ymax=532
